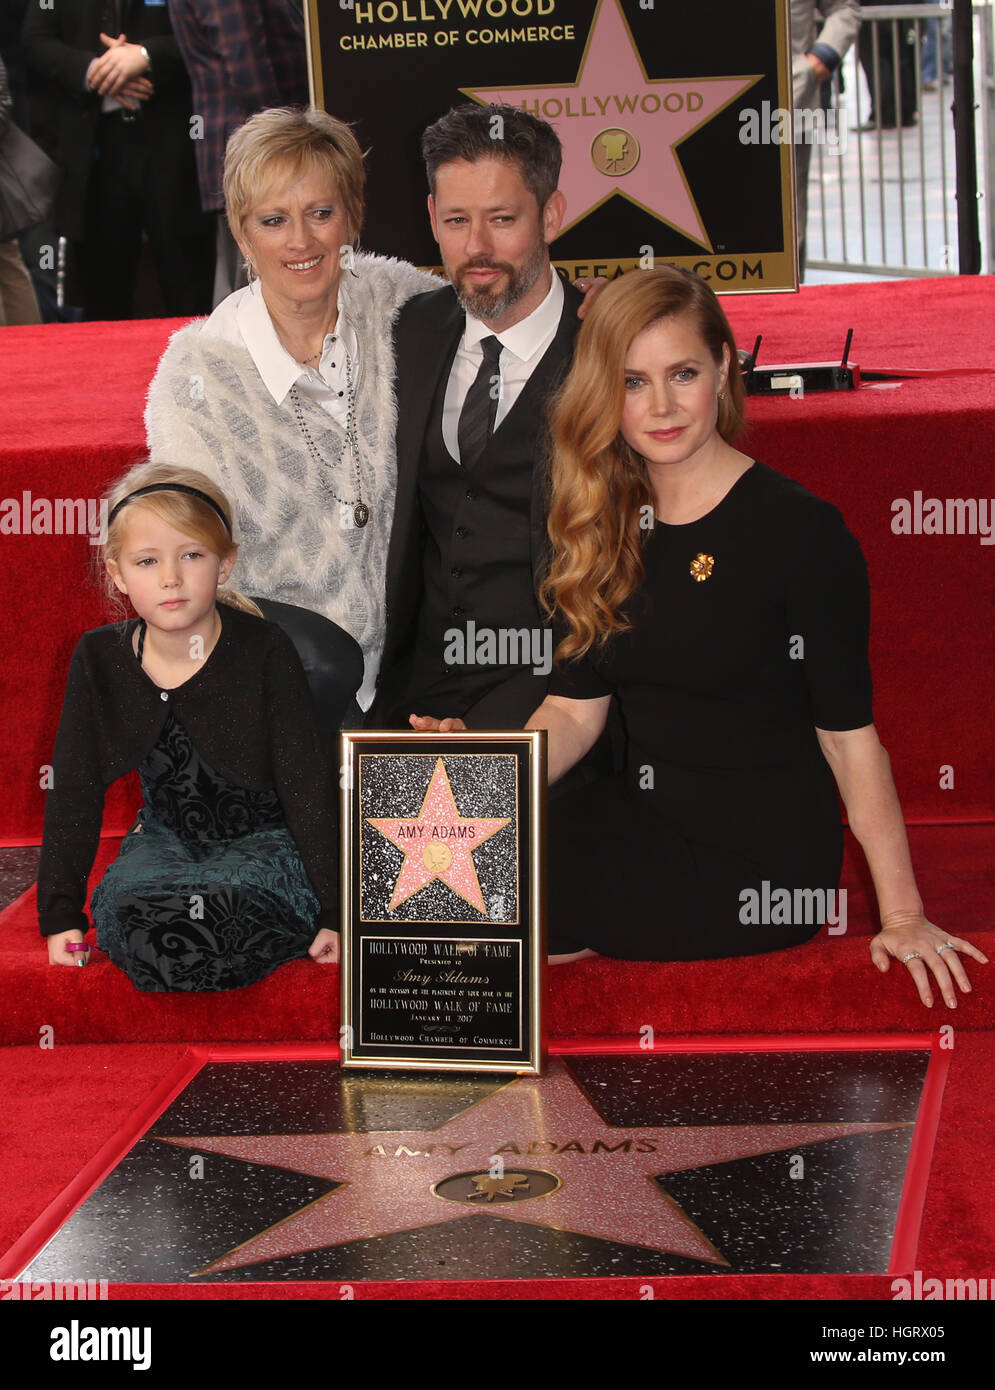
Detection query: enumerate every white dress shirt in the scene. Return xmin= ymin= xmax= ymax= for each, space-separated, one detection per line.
xmin=442 ymin=270 xmax=564 ymax=463
xmin=203 ymin=279 xmax=358 ymax=429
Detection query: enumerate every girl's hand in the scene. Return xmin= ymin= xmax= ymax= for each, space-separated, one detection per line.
xmin=869 ymin=913 xmax=988 ymax=1009
xmin=308 ymin=928 xmax=339 ymax=963
xmin=408 ymin=714 xmax=468 ymax=732
xmin=48 ymin=930 xmax=90 ymax=967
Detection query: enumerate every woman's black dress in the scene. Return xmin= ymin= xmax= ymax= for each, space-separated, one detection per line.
xmin=547 ymin=462 xmax=873 ymax=960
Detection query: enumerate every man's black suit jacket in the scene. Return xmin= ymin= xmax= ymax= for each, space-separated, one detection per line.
xmin=22 ymin=0 xmax=193 ymax=240
xmin=371 ymin=275 xmax=584 ymax=728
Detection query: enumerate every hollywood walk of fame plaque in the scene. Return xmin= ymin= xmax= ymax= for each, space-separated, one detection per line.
xmin=304 ymin=0 xmax=797 ymax=291
xmin=339 ymin=732 xmax=545 ymax=1074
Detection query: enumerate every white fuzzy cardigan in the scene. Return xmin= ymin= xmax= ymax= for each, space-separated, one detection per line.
xmin=144 ymin=252 xmax=440 ymax=704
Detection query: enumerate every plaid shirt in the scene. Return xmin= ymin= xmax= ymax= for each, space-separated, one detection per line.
xmin=167 ymin=0 xmax=308 ymax=212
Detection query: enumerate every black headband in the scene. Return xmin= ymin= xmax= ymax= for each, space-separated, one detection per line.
xmin=106 ymin=483 xmax=233 ymax=536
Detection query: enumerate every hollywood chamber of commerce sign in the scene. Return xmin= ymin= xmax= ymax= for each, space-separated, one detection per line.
xmin=305 ymin=0 xmax=798 ymax=292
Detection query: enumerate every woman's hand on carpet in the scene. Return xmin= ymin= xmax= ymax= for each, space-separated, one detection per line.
xmin=408 ymin=714 xmax=468 ymax=732
xmin=869 ymin=913 xmax=988 ymax=1008
xmin=308 ymin=928 xmax=340 ymax=964
xmin=47 ymin=930 xmax=89 ymax=967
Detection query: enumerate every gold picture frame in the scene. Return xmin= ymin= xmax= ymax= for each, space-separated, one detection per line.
xmin=340 ymin=731 xmax=546 ymax=1075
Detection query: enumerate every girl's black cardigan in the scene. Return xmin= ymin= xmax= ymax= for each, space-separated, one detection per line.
xmin=37 ymin=604 xmax=339 ymax=938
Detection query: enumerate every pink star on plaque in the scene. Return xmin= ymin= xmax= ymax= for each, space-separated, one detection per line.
xmin=462 ymin=0 xmax=760 ymax=249
xmin=161 ymin=1058 xmax=910 ymax=1276
xmin=366 ymin=757 xmax=510 ymax=914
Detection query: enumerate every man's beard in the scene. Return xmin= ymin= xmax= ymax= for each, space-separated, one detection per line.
xmin=450 ymin=237 xmax=548 ymax=322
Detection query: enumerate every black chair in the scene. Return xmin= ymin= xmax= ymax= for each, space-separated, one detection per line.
xmin=251 ymin=597 xmax=364 ymax=734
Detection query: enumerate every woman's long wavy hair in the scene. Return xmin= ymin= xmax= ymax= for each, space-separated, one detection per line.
xmin=99 ymin=461 xmax=263 ymax=620
xmin=541 ymin=267 xmax=746 ymax=662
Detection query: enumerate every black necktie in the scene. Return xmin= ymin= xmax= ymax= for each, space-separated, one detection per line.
xmin=457 ymin=335 xmax=503 ymax=469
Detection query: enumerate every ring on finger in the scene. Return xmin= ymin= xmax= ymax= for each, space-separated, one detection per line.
xmin=901 ymin=951 xmax=922 ymax=965
xmin=935 ymin=942 xmax=957 ymax=956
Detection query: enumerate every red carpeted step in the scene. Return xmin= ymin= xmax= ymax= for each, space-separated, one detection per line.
xmin=4 ymin=827 xmax=992 ymax=1045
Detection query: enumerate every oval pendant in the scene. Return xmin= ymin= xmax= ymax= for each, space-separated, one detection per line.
xmin=354 ymin=502 xmax=370 ymax=528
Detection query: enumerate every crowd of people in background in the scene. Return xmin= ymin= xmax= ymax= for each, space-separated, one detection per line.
xmin=0 ymin=2 xmax=962 ymax=324
xmin=0 ymin=0 xmax=309 ymax=325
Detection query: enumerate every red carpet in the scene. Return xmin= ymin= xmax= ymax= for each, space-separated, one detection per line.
xmin=2 ymin=825 xmax=992 ymax=1046
xmin=1 ymin=276 xmax=993 ymax=1301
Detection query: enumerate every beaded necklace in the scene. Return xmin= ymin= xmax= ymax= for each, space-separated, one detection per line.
xmin=289 ymin=348 xmax=369 ymax=528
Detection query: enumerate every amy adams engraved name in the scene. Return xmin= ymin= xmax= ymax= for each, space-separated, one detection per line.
xmin=395 ymin=967 xmax=489 ymax=985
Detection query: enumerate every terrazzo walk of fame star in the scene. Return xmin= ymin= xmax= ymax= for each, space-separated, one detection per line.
xmin=17 ymin=1048 xmax=930 ymax=1283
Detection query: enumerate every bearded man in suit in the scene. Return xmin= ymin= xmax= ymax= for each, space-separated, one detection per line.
xmin=371 ymin=104 xmax=585 ymax=734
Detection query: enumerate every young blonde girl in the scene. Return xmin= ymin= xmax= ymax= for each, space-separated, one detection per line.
xmin=39 ymin=461 xmax=340 ymax=990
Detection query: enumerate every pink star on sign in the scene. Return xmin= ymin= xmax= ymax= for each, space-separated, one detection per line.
xmin=462 ymin=0 xmax=760 ymax=249
xmin=367 ymin=757 xmax=510 ymax=914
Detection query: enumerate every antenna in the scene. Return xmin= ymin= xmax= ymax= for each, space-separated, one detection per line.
xmin=841 ymin=328 xmax=854 ymax=368
xmin=738 ymin=334 xmax=763 ymax=375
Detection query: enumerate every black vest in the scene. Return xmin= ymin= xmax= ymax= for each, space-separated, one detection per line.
xmin=406 ymin=347 xmax=546 ymax=716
